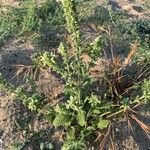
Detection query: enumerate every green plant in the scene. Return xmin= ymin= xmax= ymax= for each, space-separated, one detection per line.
xmin=21 ymin=0 xmax=65 ymax=34
xmin=0 ymin=73 xmax=44 ymax=111
xmin=0 ymin=0 xmax=149 ymax=149
xmin=40 ymin=142 xmax=54 ymax=150
xmin=0 ymin=0 xmax=65 ymax=47
xmin=21 ymin=0 xmax=41 ymax=34
xmin=40 ymin=1 xmax=150 ymax=149
xmin=0 ymin=7 xmax=23 ymax=46
xmin=37 ymin=0 xmax=65 ymax=27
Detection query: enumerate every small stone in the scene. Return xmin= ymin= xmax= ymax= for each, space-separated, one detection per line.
xmin=115 ymin=128 xmax=119 ymax=132
xmin=0 ymin=139 xmax=3 ymax=144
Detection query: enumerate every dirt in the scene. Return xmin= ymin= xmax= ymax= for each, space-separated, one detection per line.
xmin=0 ymin=0 xmax=21 ymax=7
xmin=0 ymin=38 xmax=64 ymax=149
xmin=0 ymin=0 xmax=150 ymax=150
xmin=107 ymin=0 xmax=150 ymax=18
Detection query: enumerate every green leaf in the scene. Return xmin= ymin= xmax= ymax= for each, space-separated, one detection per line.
xmin=53 ymin=113 xmax=71 ymax=127
xmin=97 ymin=119 xmax=110 ymax=129
xmin=93 ymin=109 xmax=101 ymax=114
xmin=67 ymin=127 xmax=75 ymax=139
xmin=89 ymin=95 xmax=101 ymax=107
xmin=87 ymin=126 xmax=95 ymax=130
xmin=76 ymin=110 xmax=86 ymax=126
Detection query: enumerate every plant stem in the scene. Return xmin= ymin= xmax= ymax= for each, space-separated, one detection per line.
xmin=61 ymin=0 xmax=82 ymax=104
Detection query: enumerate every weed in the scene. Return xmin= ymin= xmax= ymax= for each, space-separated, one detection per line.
xmin=0 ymin=0 xmax=64 ymax=47
xmin=21 ymin=0 xmax=41 ymax=34
xmin=0 ymin=73 xmax=44 ymax=111
xmin=0 ymin=0 xmax=149 ymax=149
xmin=0 ymin=7 xmax=23 ymax=46
xmin=38 ymin=1 xmax=150 ymax=149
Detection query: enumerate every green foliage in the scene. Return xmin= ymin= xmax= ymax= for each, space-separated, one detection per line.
xmin=77 ymin=0 xmax=97 ymax=21
xmin=40 ymin=1 xmax=150 ymax=149
xmin=32 ymin=0 xmax=150 ymax=149
xmin=141 ymin=80 xmax=150 ymax=103
xmin=62 ymin=138 xmax=86 ymax=150
xmin=141 ymin=80 xmax=150 ymax=113
xmin=0 ymin=73 xmax=44 ymax=111
xmin=37 ymin=0 xmax=65 ymax=27
xmin=53 ymin=113 xmax=71 ymax=127
xmin=97 ymin=119 xmax=110 ymax=129
xmin=21 ymin=0 xmax=65 ymax=33
xmin=40 ymin=142 xmax=54 ymax=150
xmin=86 ymin=36 xmax=104 ymax=60
xmin=0 ymin=0 xmax=149 ymax=149
xmin=76 ymin=109 xmax=86 ymax=126
xmin=0 ymin=0 xmax=64 ymax=47
xmin=0 ymin=7 xmax=23 ymax=46
xmin=21 ymin=0 xmax=40 ymax=33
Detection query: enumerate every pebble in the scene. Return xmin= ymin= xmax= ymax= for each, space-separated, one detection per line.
xmin=115 ymin=128 xmax=119 ymax=132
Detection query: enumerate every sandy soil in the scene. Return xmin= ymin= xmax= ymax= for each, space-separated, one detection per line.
xmin=0 ymin=0 xmax=150 ymax=149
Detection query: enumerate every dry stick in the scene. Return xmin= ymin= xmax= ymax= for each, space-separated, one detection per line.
xmin=110 ymin=136 xmax=115 ymax=150
xmin=128 ymin=107 xmax=141 ymax=115
xmin=12 ymin=65 xmax=33 ymax=78
xmin=110 ymin=124 xmax=115 ymax=150
xmin=108 ymin=27 xmax=114 ymax=61
xmin=97 ymin=25 xmax=114 ymax=60
xmin=100 ymin=111 xmax=111 ymax=118
xmin=121 ymin=85 xmax=137 ymax=95
xmin=136 ymin=67 xmax=150 ymax=81
xmin=123 ymin=43 xmax=138 ymax=68
xmin=127 ymin=118 xmax=134 ymax=133
xmin=130 ymin=114 xmax=150 ymax=133
xmin=125 ymin=112 xmax=134 ymax=134
xmin=129 ymin=113 xmax=150 ymax=138
xmin=99 ymin=125 xmax=111 ymax=150
xmin=107 ymin=109 xmax=124 ymax=119
xmin=116 ymin=43 xmax=138 ymax=77
xmin=103 ymin=48 xmax=108 ymax=61
xmin=33 ymin=67 xmax=38 ymax=79
xmin=131 ymin=101 xmax=145 ymax=110
xmin=94 ymin=133 xmax=103 ymax=143
xmin=13 ymin=64 xmax=43 ymax=81
xmin=127 ymin=76 xmax=150 ymax=96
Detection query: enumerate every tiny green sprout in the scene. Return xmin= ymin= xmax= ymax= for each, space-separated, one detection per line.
xmin=97 ymin=119 xmax=110 ymax=130
xmin=40 ymin=142 xmax=45 ymax=150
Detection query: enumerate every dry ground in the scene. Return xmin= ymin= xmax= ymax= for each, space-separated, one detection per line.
xmin=0 ymin=0 xmax=150 ymax=149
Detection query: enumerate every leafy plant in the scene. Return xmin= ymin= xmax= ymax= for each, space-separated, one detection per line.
xmin=0 ymin=73 xmax=44 ymax=111
xmin=21 ymin=0 xmax=41 ymax=33
xmin=0 ymin=7 xmax=23 ymax=46
xmin=0 ymin=0 xmax=64 ymax=47
xmin=40 ymin=1 xmax=150 ymax=149
xmin=0 ymin=0 xmax=149 ymax=149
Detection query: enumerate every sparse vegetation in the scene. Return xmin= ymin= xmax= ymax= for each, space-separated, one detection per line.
xmin=0 ymin=0 xmax=149 ymax=149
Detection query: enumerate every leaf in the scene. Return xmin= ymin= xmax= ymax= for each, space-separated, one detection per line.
xmin=53 ymin=113 xmax=71 ymax=127
xmin=76 ymin=110 xmax=86 ymax=126
xmin=67 ymin=127 xmax=75 ymax=139
xmin=89 ymin=36 xmax=103 ymax=60
xmin=97 ymin=119 xmax=110 ymax=129
xmin=89 ymin=95 xmax=101 ymax=107
xmin=93 ymin=109 xmax=101 ymax=114
xmin=87 ymin=126 xmax=95 ymax=130
xmin=58 ymin=42 xmax=67 ymax=58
